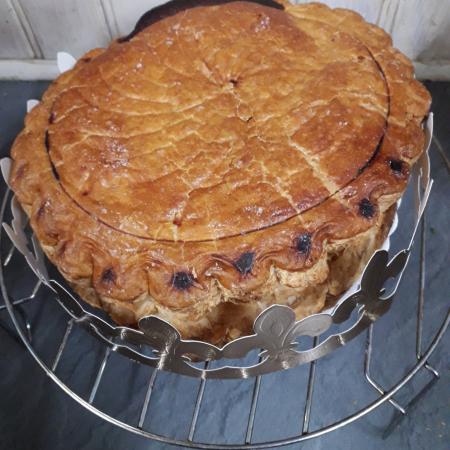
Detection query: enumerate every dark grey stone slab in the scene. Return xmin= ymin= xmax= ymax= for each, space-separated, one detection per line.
xmin=0 ymin=80 xmax=448 ymax=450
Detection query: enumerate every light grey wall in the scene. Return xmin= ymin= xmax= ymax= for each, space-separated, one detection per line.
xmin=1 ymin=0 xmax=449 ymax=79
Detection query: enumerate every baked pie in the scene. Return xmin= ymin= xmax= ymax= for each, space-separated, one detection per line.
xmin=10 ymin=0 xmax=431 ymax=343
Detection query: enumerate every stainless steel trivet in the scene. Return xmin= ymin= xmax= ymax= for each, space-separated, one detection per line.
xmin=0 ymin=84 xmax=448 ymax=445
xmin=0 ymin=114 xmax=435 ymax=380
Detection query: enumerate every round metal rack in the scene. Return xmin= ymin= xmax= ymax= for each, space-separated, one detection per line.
xmin=0 ymin=159 xmax=449 ymax=449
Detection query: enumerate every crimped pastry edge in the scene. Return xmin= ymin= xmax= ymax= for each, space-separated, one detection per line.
xmin=47 ymin=204 xmax=395 ymax=344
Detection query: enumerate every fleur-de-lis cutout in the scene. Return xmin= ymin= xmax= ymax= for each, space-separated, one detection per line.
xmin=138 ymin=316 xmax=222 ymax=369
xmin=249 ymin=305 xmax=332 ymax=359
xmin=253 ymin=305 xmax=296 ymax=354
xmin=357 ymin=249 xmax=409 ymax=318
xmin=138 ymin=316 xmax=183 ymax=362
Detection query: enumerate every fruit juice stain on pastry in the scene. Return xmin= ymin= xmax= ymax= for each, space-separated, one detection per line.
xmin=9 ymin=0 xmax=431 ymax=343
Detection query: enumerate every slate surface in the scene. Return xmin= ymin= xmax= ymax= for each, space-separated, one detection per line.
xmin=0 ymin=80 xmax=448 ymax=450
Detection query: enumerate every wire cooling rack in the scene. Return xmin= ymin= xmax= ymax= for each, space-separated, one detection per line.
xmin=0 ymin=171 xmax=449 ymax=449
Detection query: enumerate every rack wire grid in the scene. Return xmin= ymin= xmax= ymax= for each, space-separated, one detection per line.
xmin=0 ymin=139 xmax=449 ymax=449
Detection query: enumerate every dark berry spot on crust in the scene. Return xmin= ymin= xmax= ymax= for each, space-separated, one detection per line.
xmin=230 ymin=78 xmax=239 ymax=86
xmin=296 ymin=233 xmax=312 ymax=255
xmin=234 ymin=252 xmax=255 ymax=275
xmin=101 ymin=268 xmax=116 ymax=284
xmin=389 ymin=159 xmax=403 ymax=174
xmin=172 ymin=271 xmax=194 ymax=290
xmin=49 ymin=112 xmax=56 ymax=124
xmin=359 ymin=198 xmax=375 ymax=219
xmin=81 ymin=57 xmax=92 ymax=63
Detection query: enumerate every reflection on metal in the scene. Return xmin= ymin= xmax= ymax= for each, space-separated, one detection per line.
xmin=0 ymin=116 xmax=436 ymax=379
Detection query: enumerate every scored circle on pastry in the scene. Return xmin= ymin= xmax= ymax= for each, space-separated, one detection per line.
xmin=10 ymin=0 xmax=430 ymax=342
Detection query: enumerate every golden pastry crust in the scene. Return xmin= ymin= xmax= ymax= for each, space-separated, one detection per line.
xmin=10 ymin=1 xmax=430 ymax=343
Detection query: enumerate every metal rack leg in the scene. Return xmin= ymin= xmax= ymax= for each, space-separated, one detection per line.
xmin=364 ymin=325 xmax=406 ymax=414
xmin=380 ymin=215 xmax=443 ymax=438
xmin=4 ymin=243 xmax=16 ymax=267
xmin=28 ymin=280 xmax=42 ymax=301
xmin=382 ymin=371 xmax=440 ymax=439
xmin=302 ymin=336 xmax=319 ymax=434
xmin=245 ymin=374 xmax=262 ymax=444
xmin=52 ymin=319 xmax=74 ymax=371
xmin=416 ymin=216 xmax=439 ymax=378
xmin=0 ymin=297 xmax=31 ymax=312
xmin=188 ymin=361 xmax=210 ymax=442
xmin=432 ymin=136 xmax=450 ymax=173
xmin=379 ymin=217 xmax=445 ymax=437
xmin=89 ymin=346 xmax=112 ymax=404
xmin=0 ymin=279 xmax=41 ymax=343
xmin=0 ymin=280 xmax=41 ymax=312
xmin=138 ymin=368 xmax=160 ymax=430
